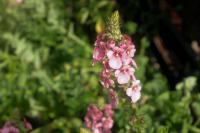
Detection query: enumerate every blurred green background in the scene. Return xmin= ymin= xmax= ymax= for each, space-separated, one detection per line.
xmin=0 ymin=0 xmax=200 ymax=132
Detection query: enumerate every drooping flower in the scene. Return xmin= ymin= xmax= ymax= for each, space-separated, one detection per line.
xmin=126 ymin=80 xmax=141 ymax=103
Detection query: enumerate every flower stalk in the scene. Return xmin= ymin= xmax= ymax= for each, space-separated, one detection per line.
xmin=84 ymin=11 xmax=141 ymax=133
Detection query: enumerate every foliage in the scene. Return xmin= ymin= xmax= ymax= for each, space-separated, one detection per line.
xmin=0 ymin=0 xmax=199 ymax=133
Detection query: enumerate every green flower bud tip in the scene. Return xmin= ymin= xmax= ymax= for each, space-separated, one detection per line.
xmin=106 ymin=11 xmax=122 ymax=42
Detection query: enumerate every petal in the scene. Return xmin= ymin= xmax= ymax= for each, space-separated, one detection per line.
xmin=126 ymin=87 xmax=133 ymax=97
xmin=108 ymin=56 xmax=122 ymax=69
xmin=122 ymin=55 xmax=132 ymax=65
xmin=132 ymin=80 xmax=140 ymax=86
xmin=131 ymin=91 xmax=141 ymax=103
xmin=114 ymin=70 xmax=120 ymax=77
xmin=106 ymin=50 xmax=113 ymax=59
xmin=117 ymin=73 xmax=130 ymax=84
xmin=132 ymin=60 xmax=138 ymax=68
xmin=93 ymin=47 xmax=105 ymax=61
xmin=128 ymin=67 xmax=135 ymax=74
xmin=109 ymin=79 xmax=114 ymax=85
xmin=129 ymin=48 xmax=135 ymax=57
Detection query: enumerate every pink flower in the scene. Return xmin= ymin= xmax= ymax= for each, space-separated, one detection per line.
xmin=0 ymin=122 xmax=19 ymax=133
xmin=126 ymin=80 xmax=141 ymax=103
xmin=102 ymin=61 xmax=110 ymax=73
xmin=108 ymin=89 xmax=118 ymax=108
xmin=123 ymin=45 xmax=135 ymax=58
xmin=103 ymin=104 xmax=113 ymax=117
xmin=95 ymin=34 xmax=105 ymax=46
xmin=84 ymin=104 xmax=114 ymax=133
xmin=106 ymin=40 xmax=115 ymax=49
xmin=100 ymin=70 xmax=114 ymax=88
xmin=102 ymin=117 xmax=113 ymax=131
xmin=92 ymin=34 xmax=107 ymax=65
xmin=123 ymin=35 xmax=133 ymax=45
xmin=115 ymin=65 xmax=135 ymax=84
xmin=107 ymin=47 xmax=124 ymax=69
xmin=93 ymin=47 xmax=106 ymax=64
xmin=120 ymin=43 xmax=135 ymax=58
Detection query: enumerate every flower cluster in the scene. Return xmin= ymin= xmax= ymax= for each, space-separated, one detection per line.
xmin=84 ymin=104 xmax=113 ymax=133
xmin=84 ymin=11 xmax=141 ymax=133
xmin=0 ymin=122 xmax=19 ymax=133
xmin=0 ymin=119 xmax=32 ymax=133
xmin=93 ymin=34 xmax=141 ymax=103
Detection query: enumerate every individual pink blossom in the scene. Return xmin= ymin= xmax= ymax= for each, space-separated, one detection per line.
xmin=120 ymin=43 xmax=135 ymax=58
xmin=92 ymin=34 xmax=107 ymax=65
xmin=115 ymin=65 xmax=135 ymax=84
xmin=107 ymin=47 xmax=124 ymax=69
xmin=126 ymin=80 xmax=141 ymax=103
xmin=93 ymin=47 xmax=106 ymax=64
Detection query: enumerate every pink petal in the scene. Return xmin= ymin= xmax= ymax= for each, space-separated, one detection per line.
xmin=93 ymin=47 xmax=105 ymax=61
xmin=126 ymin=87 xmax=133 ymax=97
xmin=131 ymin=91 xmax=141 ymax=103
xmin=117 ymin=72 xmax=130 ymax=84
xmin=122 ymin=54 xmax=132 ymax=65
xmin=107 ymin=50 xmax=113 ymax=58
xmin=129 ymin=48 xmax=135 ymax=57
xmin=114 ymin=70 xmax=120 ymax=77
xmin=132 ymin=60 xmax=138 ymax=68
xmin=108 ymin=56 xmax=122 ymax=69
